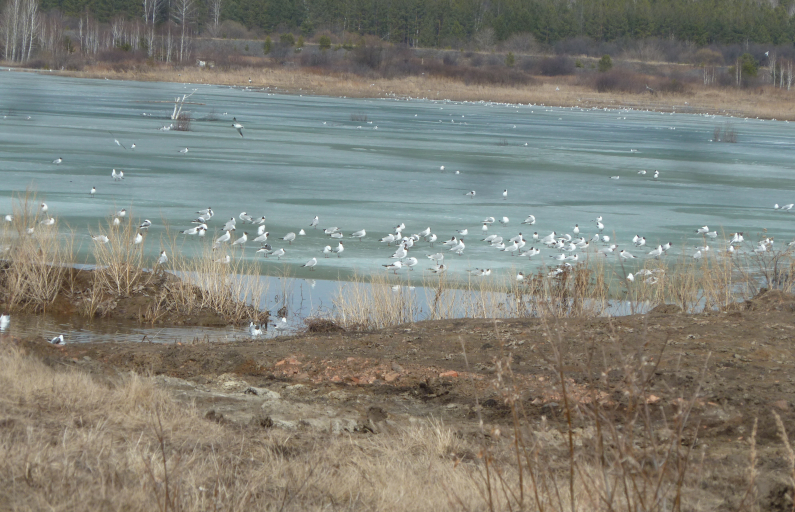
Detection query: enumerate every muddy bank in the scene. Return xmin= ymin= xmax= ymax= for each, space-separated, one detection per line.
xmin=10 ymin=289 xmax=795 ymax=508
xmin=0 ymin=265 xmax=267 ymax=327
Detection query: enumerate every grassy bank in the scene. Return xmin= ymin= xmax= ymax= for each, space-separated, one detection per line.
xmin=54 ymin=63 xmax=795 ymax=121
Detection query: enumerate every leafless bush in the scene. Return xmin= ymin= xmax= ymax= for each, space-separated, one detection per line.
xmin=592 ymin=68 xmax=646 ymax=93
xmin=350 ymin=113 xmax=368 ymax=122
xmin=174 ymin=112 xmax=191 ymax=131
xmin=538 ymin=55 xmax=575 ymax=76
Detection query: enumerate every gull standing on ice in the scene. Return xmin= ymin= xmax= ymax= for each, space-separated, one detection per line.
xmin=232 ymin=232 xmax=248 ymax=247
xmin=310 ymin=216 xmax=319 ymax=228
xmin=133 ymin=232 xmax=143 ymax=244
xmin=350 ymin=229 xmax=366 ymax=240
xmin=222 ymin=218 xmax=236 ymax=231
xmin=302 ymin=257 xmax=317 ymax=270
xmin=523 ymin=215 xmax=536 ymax=225
xmin=0 ymin=313 xmax=9 ymax=331
xmin=90 ymin=187 xmax=96 ymax=198
xmin=52 ymin=157 xmax=63 ymax=165
xmin=502 ymin=189 xmax=507 ymax=200
xmin=280 ymin=232 xmax=296 ymax=244
xmin=465 ymin=190 xmax=476 ymax=198
xmin=157 ymin=251 xmax=168 ymax=265
xmin=139 ymin=219 xmax=152 ymax=230
xmin=383 ymin=261 xmax=403 ymax=274
xmin=322 ymin=245 xmax=332 ymax=258
xmin=270 ymin=248 xmax=286 ymax=260
xmin=333 ymin=241 xmax=344 ymax=257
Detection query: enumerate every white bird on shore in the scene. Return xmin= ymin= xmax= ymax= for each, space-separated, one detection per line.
xmin=40 ymin=202 xmax=48 ymax=213
xmin=0 ymin=313 xmax=9 ymax=331
xmin=522 ymin=215 xmax=536 ymax=225
xmin=215 ymin=255 xmax=231 ymax=264
xmin=49 ymin=334 xmax=65 ymax=345
xmin=302 ymin=257 xmax=317 ymax=270
xmin=272 ymin=317 xmax=288 ymax=333
xmin=116 ymin=208 xmax=127 ymax=217
xmin=232 ymin=118 xmax=244 ymax=137
xmin=52 ymin=157 xmax=63 ymax=165
xmin=693 ymin=250 xmax=702 ymax=260
xmin=653 ymin=170 xmax=659 ymax=179
xmin=333 ymin=242 xmax=344 ymax=257
xmin=610 ymin=176 xmax=620 ymax=180
xmin=157 ymin=251 xmax=168 ymax=265
xmin=310 ymin=216 xmax=319 ymax=228
xmin=324 ymin=227 xmax=340 ymax=235
xmin=383 ymin=261 xmax=403 ymax=273
xmin=404 ymin=257 xmax=418 ymax=270
xmin=139 ymin=219 xmax=152 ymax=230
xmin=638 ymin=170 xmax=646 ymax=175
xmin=648 ymin=245 xmax=663 ymax=258
xmin=392 ymin=244 xmax=408 ymax=259
xmin=214 ymin=230 xmax=233 ymax=246
xmin=627 ymin=273 xmax=635 ymax=282
xmin=322 ymin=245 xmax=332 ymax=258
xmin=428 ymin=234 xmax=437 ymax=246
xmin=181 ymin=224 xmax=207 ymax=235
xmin=133 ymin=232 xmax=143 ymax=244
xmin=111 ymin=169 xmax=124 ymax=181
xmin=40 ymin=217 xmax=55 ymax=226
xmin=429 ymin=264 xmax=447 ymax=273
xmin=232 ymin=232 xmax=248 ymax=247
xmin=619 ymin=249 xmax=637 ymax=260
xmin=419 ymin=227 xmax=431 ymax=238
xmin=502 ymin=189 xmax=507 ymax=200
xmin=252 ymin=230 xmax=269 ymax=243
xmin=499 ymin=217 xmax=509 ymax=225
xmin=254 ymin=216 xmax=266 ymax=225
xmin=196 ymin=207 xmax=212 ymax=216
xmin=90 ymin=187 xmax=96 ymax=198
xmin=92 ymin=234 xmax=109 ymax=243
xmin=465 ymin=190 xmax=476 ymax=198
xmin=270 ymin=248 xmax=286 ymax=259
xmin=483 ymin=217 xmax=495 ymax=225
xmin=179 ymin=147 xmax=189 ymax=154
xmin=239 ymin=212 xmax=253 ymax=223
xmin=280 ymin=232 xmax=296 ymax=244
xmin=695 ymin=226 xmax=709 ymax=234
xmin=248 ymin=322 xmax=262 ymax=337
xmin=298 ymin=229 xmax=305 ymax=235
xmin=329 ymin=232 xmax=343 ymax=239
xmin=380 ymin=234 xmax=396 ymax=245
xmin=4 ymin=215 xmax=12 ymax=223
xmin=457 ymin=228 xmax=468 ymax=236
xmin=351 ymin=229 xmax=366 ymax=240
xmin=130 ymin=143 xmax=136 ymax=150
xmin=427 ymin=253 xmax=444 ymax=262
xmin=596 ymin=220 xmax=605 ymax=231
xmin=450 ymin=239 xmax=465 ymax=255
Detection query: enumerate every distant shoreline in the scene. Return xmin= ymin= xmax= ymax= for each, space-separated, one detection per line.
xmin=49 ymin=65 xmax=795 ymax=121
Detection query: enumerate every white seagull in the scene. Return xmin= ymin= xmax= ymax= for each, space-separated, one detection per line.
xmin=302 ymin=257 xmax=318 ymax=270
xmin=52 ymin=157 xmax=63 ymax=165
xmin=351 ymin=229 xmax=366 ymax=240
xmin=157 ymin=251 xmax=168 ymax=265
xmin=333 ymin=242 xmax=344 ymax=257
xmin=383 ymin=261 xmax=403 ymax=274
xmin=232 ymin=232 xmax=248 ymax=247
xmin=280 ymin=232 xmax=296 ymax=244
xmin=232 ymin=118 xmax=244 ymax=137
xmin=90 ymin=187 xmax=96 ymax=198
xmin=465 ymin=190 xmax=476 ymax=198
xmin=49 ymin=334 xmax=65 ymax=345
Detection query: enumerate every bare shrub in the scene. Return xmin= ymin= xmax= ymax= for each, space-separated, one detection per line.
xmin=592 ymin=68 xmax=645 ymax=93
xmin=538 ymin=55 xmax=575 ymax=76
xmin=350 ymin=113 xmax=368 ymax=122
xmin=174 ymin=111 xmax=191 ymax=131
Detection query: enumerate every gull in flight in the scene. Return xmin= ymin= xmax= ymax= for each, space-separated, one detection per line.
xmin=302 ymin=257 xmax=317 ymax=270
xmin=280 ymin=232 xmax=296 ymax=244
xmin=232 ymin=117 xmax=244 ymax=137
xmin=110 ymin=132 xmax=127 ymax=149
xmin=157 ymin=251 xmax=168 ymax=265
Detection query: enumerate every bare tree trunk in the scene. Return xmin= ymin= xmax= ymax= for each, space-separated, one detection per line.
xmin=209 ymin=0 xmax=221 ymax=35
xmin=24 ymin=0 xmax=38 ymax=62
xmin=172 ymin=0 xmax=194 ymax=62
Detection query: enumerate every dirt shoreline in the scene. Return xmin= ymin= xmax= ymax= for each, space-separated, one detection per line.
xmin=11 ymin=288 xmax=795 ymax=509
xmin=39 ymin=65 xmax=795 ymax=120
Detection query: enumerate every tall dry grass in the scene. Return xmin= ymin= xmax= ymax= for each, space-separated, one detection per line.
xmin=0 ymin=344 xmax=512 ymax=511
xmin=331 ymin=242 xmax=795 ymax=330
xmin=0 ymin=191 xmax=75 ymax=312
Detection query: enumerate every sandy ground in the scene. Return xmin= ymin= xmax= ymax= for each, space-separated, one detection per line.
xmin=12 ymin=288 xmax=795 ymax=510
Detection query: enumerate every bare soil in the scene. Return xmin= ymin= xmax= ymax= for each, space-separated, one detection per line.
xmin=10 ymin=289 xmax=795 ymax=509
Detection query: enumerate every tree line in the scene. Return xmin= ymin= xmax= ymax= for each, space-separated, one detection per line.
xmin=26 ymin=0 xmax=795 ymax=48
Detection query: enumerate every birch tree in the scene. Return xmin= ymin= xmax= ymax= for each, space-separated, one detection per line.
xmin=172 ymin=0 xmax=195 ymax=62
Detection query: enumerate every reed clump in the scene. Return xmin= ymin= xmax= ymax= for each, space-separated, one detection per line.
xmin=0 ymin=191 xmax=75 ymax=312
xmin=332 ymin=241 xmax=795 ymax=330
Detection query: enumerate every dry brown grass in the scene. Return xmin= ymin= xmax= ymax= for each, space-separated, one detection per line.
xmin=0 ymin=191 xmax=75 ymax=313
xmin=0 ymin=344 xmax=519 ymax=511
xmin=59 ymin=65 xmax=795 ymax=120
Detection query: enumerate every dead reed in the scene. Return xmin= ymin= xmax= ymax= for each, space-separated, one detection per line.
xmin=0 ymin=191 xmax=75 ymax=312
